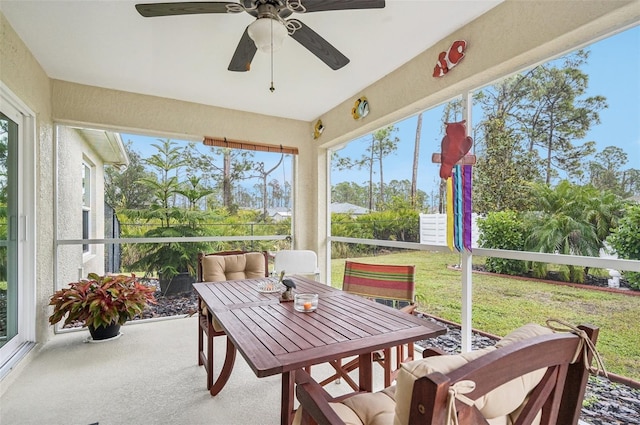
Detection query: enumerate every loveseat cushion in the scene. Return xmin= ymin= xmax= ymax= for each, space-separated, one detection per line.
xmin=341 ymin=386 xmax=397 ymax=425
xmin=292 ymin=387 xmax=396 ymax=425
xmin=200 ymin=252 xmax=266 ymax=282
xmin=394 ymin=323 xmax=552 ymax=425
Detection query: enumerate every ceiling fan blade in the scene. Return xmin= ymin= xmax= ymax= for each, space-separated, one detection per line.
xmin=289 ymin=21 xmax=349 ymax=70
xmin=228 ymin=27 xmax=257 ymax=72
xmin=135 ymin=2 xmax=239 ymax=17
xmin=294 ymin=0 xmax=385 ymax=13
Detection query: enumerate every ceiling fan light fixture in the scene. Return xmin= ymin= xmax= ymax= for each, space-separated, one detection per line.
xmin=248 ymin=18 xmax=287 ymax=53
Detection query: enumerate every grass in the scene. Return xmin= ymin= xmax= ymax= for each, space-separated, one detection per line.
xmin=331 ymin=251 xmax=640 ymax=381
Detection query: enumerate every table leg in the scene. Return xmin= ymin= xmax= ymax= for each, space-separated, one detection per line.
xmin=281 ymin=370 xmax=295 ymax=425
xmin=210 ymin=337 xmax=237 ymax=396
xmin=358 ymin=352 xmax=373 ymax=392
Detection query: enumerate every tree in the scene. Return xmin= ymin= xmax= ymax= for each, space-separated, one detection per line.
xmin=608 ymin=204 xmax=640 ymax=289
xmin=104 ymin=142 xmax=155 ymax=210
xmin=588 ymin=146 xmax=640 ymax=198
xmin=251 ymin=154 xmax=284 ymax=219
xmin=176 ymin=176 xmax=214 ymax=211
xmin=524 ymin=181 xmax=623 ymax=282
xmin=471 ymin=50 xmax=607 ymax=211
xmin=334 ymin=126 xmax=399 ymax=210
xmin=127 ymin=140 xmax=210 ymax=284
xmin=198 ymin=147 xmax=254 ymax=209
xmin=331 ymin=181 xmax=368 ymax=207
xmin=0 ymin=118 xmax=9 ymax=205
xmin=411 ymin=113 xmax=422 ymax=208
xmin=517 ymin=51 xmax=605 ymax=184
xmin=137 ymin=139 xmax=188 ymax=227
xmin=473 ymin=119 xmax=540 ymax=213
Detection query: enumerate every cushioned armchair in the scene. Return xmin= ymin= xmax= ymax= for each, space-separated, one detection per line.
xmin=197 ymin=250 xmax=269 ymax=395
xmin=294 ymin=323 xmax=600 ymax=425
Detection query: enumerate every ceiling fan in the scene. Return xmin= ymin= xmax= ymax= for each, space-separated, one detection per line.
xmin=135 ymin=0 xmax=385 ymax=72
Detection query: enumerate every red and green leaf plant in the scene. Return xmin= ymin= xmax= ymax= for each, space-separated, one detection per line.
xmin=49 ymin=273 xmax=156 ymax=329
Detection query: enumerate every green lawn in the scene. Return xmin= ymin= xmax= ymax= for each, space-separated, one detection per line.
xmin=330 ymin=251 xmax=640 ymax=381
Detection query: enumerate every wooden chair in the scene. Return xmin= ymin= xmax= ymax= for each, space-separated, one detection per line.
xmin=320 ymin=261 xmax=417 ymax=390
xmin=294 ymin=323 xmax=600 ymax=425
xmin=196 ymin=250 xmax=269 ymax=395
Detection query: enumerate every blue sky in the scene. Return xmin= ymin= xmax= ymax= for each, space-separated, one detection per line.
xmin=123 ymin=25 xmax=639 ymax=197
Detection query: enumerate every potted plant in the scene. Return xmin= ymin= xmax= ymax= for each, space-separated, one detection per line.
xmin=48 ymin=273 xmax=156 ymax=341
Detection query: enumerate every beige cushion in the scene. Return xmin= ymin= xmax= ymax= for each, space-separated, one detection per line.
xmin=342 ymin=387 xmax=397 ymax=425
xmin=293 ymin=387 xmax=396 ymax=425
xmin=394 ymin=323 xmax=552 ymax=425
xmin=200 ymin=252 xmax=266 ymax=282
xmin=293 ymin=402 xmax=365 ymax=425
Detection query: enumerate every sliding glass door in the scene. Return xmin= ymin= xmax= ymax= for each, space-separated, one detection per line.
xmin=0 ymin=111 xmax=18 ymax=353
xmin=0 ymin=86 xmax=35 ymax=373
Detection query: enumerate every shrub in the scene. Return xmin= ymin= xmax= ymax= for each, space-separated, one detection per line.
xmin=608 ymin=204 xmax=640 ymax=290
xmin=477 ymin=211 xmax=528 ymax=275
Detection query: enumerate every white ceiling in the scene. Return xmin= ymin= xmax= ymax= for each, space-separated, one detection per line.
xmin=0 ymin=0 xmax=503 ymax=121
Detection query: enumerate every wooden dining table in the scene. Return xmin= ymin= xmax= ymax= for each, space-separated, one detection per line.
xmin=194 ymin=275 xmax=446 ymax=425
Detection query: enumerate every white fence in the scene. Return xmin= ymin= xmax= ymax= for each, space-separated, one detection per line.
xmin=419 ymin=213 xmax=480 ymax=248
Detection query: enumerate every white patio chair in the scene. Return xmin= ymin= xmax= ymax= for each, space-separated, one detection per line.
xmin=273 ymin=250 xmax=320 ymax=281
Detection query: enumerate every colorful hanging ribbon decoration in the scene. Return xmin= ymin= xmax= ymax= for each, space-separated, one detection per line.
xmin=463 ymin=164 xmax=473 ymax=251
xmin=443 ymin=160 xmax=473 ymax=253
xmin=454 ymin=165 xmax=464 ymax=252
xmin=446 ymin=177 xmax=455 ymax=252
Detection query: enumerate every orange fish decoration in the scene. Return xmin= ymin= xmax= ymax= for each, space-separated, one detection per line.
xmin=439 ymin=121 xmax=473 ymax=179
xmin=433 ymin=40 xmax=466 ymax=78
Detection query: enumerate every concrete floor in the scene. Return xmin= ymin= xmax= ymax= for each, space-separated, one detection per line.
xmin=0 ymin=316 xmax=376 ymax=425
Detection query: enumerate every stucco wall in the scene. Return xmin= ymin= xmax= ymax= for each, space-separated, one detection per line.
xmin=56 ymin=125 xmax=106 ymax=285
xmin=1 ymin=12 xmax=55 ymax=343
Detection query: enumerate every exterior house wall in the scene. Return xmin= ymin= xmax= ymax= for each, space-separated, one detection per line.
xmin=56 ymin=125 xmax=106 ymax=288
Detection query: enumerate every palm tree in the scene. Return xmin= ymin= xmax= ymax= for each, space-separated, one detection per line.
xmin=524 ymin=180 xmax=623 ymax=282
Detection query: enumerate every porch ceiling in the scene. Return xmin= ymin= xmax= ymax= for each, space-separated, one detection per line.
xmin=0 ymin=0 xmax=503 ymax=121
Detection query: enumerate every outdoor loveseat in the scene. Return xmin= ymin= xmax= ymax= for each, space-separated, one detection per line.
xmin=294 ymin=322 xmax=601 ymax=425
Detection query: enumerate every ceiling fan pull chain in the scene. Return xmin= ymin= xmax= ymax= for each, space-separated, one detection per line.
xmin=270 ymin=17 xmax=275 ymax=92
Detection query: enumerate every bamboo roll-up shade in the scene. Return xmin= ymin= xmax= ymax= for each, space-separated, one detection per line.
xmin=203 ymin=136 xmax=298 ymax=155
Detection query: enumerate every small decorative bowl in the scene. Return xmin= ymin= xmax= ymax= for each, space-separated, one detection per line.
xmin=294 ymin=293 xmax=318 ymax=312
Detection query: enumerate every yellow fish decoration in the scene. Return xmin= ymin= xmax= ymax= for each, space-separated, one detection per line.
xmin=352 ymin=97 xmax=369 ymax=120
xmin=313 ymin=119 xmax=324 ymax=140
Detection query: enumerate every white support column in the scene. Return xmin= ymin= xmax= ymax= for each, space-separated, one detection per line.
xmin=460 ymin=91 xmax=473 ymax=353
xmin=460 ymin=250 xmax=473 ymax=352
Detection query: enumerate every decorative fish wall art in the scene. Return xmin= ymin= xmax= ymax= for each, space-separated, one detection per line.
xmin=433 ymin=40 xmax=466 ymax=78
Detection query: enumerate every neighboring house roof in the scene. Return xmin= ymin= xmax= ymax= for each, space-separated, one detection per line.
xmin=331 ymin=203 xmax=369 ymax=215
xmin=266 ymin=208 xmax=291 ymax=217
xmin=76 ymin=128 xmax=129 ymax=168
